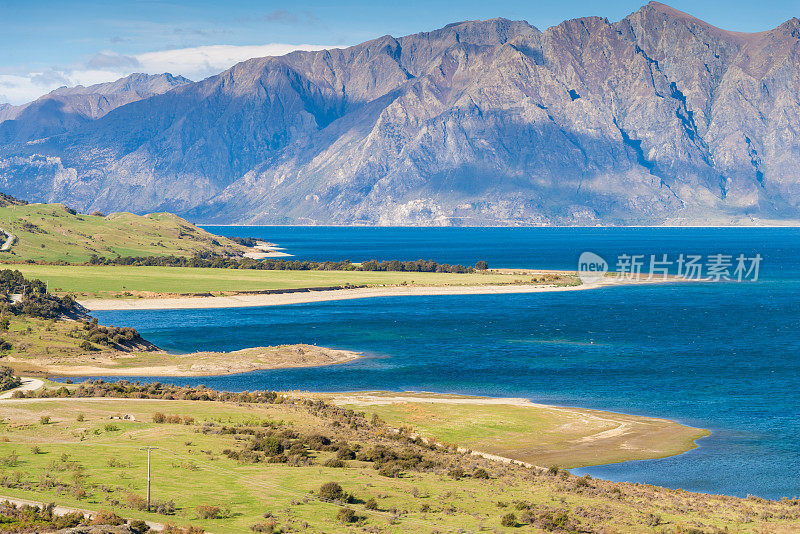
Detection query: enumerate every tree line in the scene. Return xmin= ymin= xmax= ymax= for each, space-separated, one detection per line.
xmin=88 ymin=253 xmax=488 ymax=273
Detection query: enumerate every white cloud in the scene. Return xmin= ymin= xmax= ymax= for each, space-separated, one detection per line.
xmin=134 ymin=43 xmax=328 ymax=80
xmin=0 ymin=42 xmax=331 ymax=105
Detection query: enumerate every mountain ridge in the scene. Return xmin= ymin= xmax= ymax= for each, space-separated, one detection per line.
xmin=1 ymin=3 xmax=799 ymax=225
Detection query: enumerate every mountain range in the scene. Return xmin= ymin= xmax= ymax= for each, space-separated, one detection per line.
xmin=1 ymin=2 xmax=800 ymax=225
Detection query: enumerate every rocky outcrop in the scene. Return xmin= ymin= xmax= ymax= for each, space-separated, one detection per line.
xmin=1 ymin=3 xmax=799 ymax=225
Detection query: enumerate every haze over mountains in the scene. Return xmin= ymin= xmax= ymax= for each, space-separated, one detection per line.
xmin=2 ymin=2 xmax=800 ymax=225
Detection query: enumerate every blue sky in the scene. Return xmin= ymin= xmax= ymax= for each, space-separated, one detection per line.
xmin=2 ymin=0 xmax=799 ymax=104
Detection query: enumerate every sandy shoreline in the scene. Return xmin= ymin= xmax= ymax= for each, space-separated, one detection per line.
xmin=8 ymin=344 xmax=362 ymax=377
xmin=78 ymin=277 xmax=679 ymax=311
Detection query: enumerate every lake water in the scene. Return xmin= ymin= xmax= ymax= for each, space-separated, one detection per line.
xmin=93 ymin=227 xmax=800 ymax=499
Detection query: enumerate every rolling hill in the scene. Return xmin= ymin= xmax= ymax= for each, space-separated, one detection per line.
xmin=0 ymin=202 xmax=246 ymax=263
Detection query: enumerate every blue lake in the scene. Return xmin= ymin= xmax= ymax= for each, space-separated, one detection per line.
xmin=93 ymin=226 xmax=800 ymax=499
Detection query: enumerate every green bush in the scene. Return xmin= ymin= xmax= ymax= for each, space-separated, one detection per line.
xmin=336 ymin=507 xmax=357 ymax=523
xmin=448 ymin=467 xmax=464 ymax=479
xmin=0 ymin=366 xmax=21 ymax=392
xmin=91 ymin=510 xmax=124 ymax=526
xmin=129 ymin=519 xmax=151 ymax=533
xmin=318 ymin=482 xmax=346 ymax=502
xmin=501 ymin=513 xmax=518 ymax=527
xmin=473 ymin=468 xmax=489 ymax=479
xmin=196 ymin=504 xmax=221 ymax=519
xmin=79 ymin=340 xmax=97 ymax=351
xmin=251 ymin=436 xmax=284 ymax=456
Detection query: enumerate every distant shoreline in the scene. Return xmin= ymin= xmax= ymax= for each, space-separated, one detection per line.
xmin=79 ymin=277 xmax=684 ymax=311
xmin=8 ymin=344 xmax=362 ymax=377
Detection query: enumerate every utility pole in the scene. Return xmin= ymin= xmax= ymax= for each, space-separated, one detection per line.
xmin=140 ymin=446 xmax=158 ymax=511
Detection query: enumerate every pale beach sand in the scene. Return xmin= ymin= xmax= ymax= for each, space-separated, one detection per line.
xmin=79 ymin=277 xmax=683 ymax=311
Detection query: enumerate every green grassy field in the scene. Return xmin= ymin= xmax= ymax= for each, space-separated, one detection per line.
xmin=0 ymin=393 xmax=796 ymax=533
xmin=334 ymin=396 xmax=709 ymax=468
xmin=0 ymin=203 xmax=246 ymax=263
xmin=8 ymin=264 xmax=560 ymax=298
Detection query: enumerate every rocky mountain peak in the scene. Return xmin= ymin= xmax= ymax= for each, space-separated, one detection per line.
xmin=1 ymin=3 xmax=799 ymax=226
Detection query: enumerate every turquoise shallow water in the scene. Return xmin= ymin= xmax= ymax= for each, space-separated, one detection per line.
xmin=93 ymin=227 xmax=800 ymax=499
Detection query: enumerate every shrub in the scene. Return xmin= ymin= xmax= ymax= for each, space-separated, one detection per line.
xmin=0 ymin=366 xmax=21 ymax=392
xmin=40 ymin=415 xmax=51 ymax=425
xmin=104 ymin=424 xmax=119 ymax=432
xmin=377 ymin=463 xmax=402 ymax=478
xmin=518 ymin=509 xmax=535 ymax=524
xmin=196 ymin=504 xmax=221 ymax=519
xmin=536 ymin=511 xmax=570 ymax=531
xmin=448 ymin=467 xmax=464 ymax=479
xmin=323 ymin=458 xmax=345 ymax=468
xmin=154 ymin=500 xmax=176 ymax=515
xmin=644 ymin=513 xmax=662 ymax=526
xmin=130 ymin=519 xmax=151 ymax=533
xmin=0 ymin=451 xmax=19 ymax=466
xmin=304 ymin=434 xmax=331 ymax=450
xmin=336 ymin=447 xmax=356 ymax=460
xmin=153 ymin=412 xmax=166 ymax=423
xmin=472 ymin=468 xmax=489 ymax=479
xmin=250 ymin=522 xmax=279 ymax=533
xmin=54 ymin=511 xmax=86 ymax=529
xmin=336 ymin=507 xmax=357 ymax=523
xmin=318 ymin=482 xmax=346 ymax=502
xmin=163 ymin=526 xmax=205 ymax=534
xmin=251 ymin=436 xmax=284 ymax=456
xmin=80 ymin=340 xmax=98 ymax=351
xmin=501 ymin=513 xmax=518 ymax=527
xmin=91 ymin=510 xmax=124 ymax=526
xmin=126 ymin=493 xmax=148 ymax=511
xmin=365 ymin=498 xmax=378 ymax=511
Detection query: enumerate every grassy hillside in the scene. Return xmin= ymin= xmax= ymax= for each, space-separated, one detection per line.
xmin=0 ymin=387 xmax=797 ymax=533
xmin=0 ymin=203 xmax=247 ymax=262
xmin=9 ymin=264 xmax=569 ymax=298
